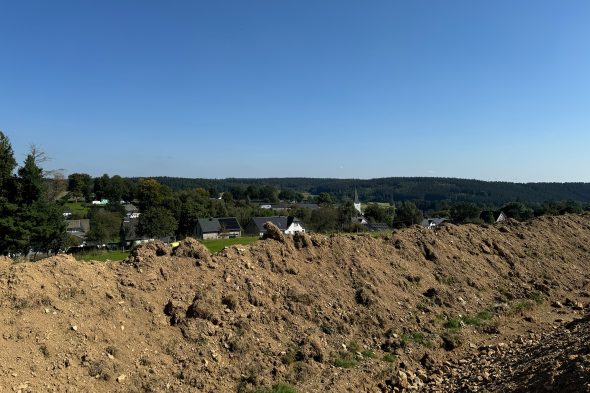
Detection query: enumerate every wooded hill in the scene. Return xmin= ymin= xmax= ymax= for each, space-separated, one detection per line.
xmin=149 ymin=177 xmax=590 ymax=204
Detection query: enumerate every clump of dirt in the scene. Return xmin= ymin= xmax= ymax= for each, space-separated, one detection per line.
xmin=0 ymin=214 xmax=590 ymax=392
xmin=293 ymin=231 xmax=313 ymax=249
xmin=0 ymin=256 xmax=12 ymax=270
xmin=262 ymin=221 xmax=286 ymax=243
xmin=172 ymin=237 xmax=212 ymax=265
xmin=126 ymin=240 xmax=171 ymax=267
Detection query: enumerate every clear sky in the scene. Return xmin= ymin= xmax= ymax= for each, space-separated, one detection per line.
xmin=1 ymin=1 xmax=589 ymax=181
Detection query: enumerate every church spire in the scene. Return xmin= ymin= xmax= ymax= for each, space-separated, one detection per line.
xmin=353 ymin=188 xmax=362 ymax=215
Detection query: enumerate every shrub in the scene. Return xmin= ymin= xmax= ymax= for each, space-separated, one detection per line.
xmin=401 ymin=332 xmax=432 ymax=348
xmin=255 ymin=383 xmax=298 ymax=393
xmin=382 ymin=353 xmax=397 ymax=363
xmin=334 ymin=357 xmax=358 ymax=368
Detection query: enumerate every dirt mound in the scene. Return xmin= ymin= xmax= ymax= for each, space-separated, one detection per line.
xmin=1 ymin=214 xmax=590 ymax=392
xmin=0 ymin=256 xmax=12 ymax=270
xmin=172 ymin=237 xmax=212 ymax=265
xmin=125 ymin=240 xmax=171 ymax=267
xmin=429 ymin=315 xmax=590 ymax=392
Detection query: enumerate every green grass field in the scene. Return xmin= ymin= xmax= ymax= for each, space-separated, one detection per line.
xmin=63 ymin=202 xmax=91 ymax=218
xmin=199 ymin=236 xmax=260 ymax=253
xmin=74 ymin=249 xmax=130 ymax=262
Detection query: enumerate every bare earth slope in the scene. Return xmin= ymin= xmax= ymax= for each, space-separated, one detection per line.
xmin=1 ymin=214 xmax=590 ymax=392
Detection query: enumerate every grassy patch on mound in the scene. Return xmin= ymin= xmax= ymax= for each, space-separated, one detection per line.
xmin=255 ymin=383 xmax=298 ymax=393
xmin=443 ymin=310 xmax=494 ymax=332
xmin=199 ymin=236 xmax=259 ymax=253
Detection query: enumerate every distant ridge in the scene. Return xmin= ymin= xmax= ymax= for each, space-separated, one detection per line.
xmin=131 ymin=176 xmax=590 ymax=204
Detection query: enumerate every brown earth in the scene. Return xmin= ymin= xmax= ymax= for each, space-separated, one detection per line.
xmin=1 ymin=214 xmax=590 ymax=392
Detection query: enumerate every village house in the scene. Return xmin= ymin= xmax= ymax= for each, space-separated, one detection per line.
xmin=420 ymin=218 xmax=447 ymax=230
xmin=259 ymin=203 xmax=320 ymax=211
xmin=66 ymin=219 xmax=90 ymax=245
xmin=363 ymin=222 xmax=390 ymax=231
xmin=479 ymin=210 xmax=508 ymax=223
xmin=195 ymin=217 xmax=242 ymax=240
xmin=123 ymin=203 xmax=140 ymax=219
xmin=245 ymin=216 xmax=306 ymax=237
xmin=120 ymin=216 xmax=175 ymax=248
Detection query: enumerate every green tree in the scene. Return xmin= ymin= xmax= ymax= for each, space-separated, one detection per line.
xmin=558 ymin=200 xmax=582 ymax=215
xmin=500 ymin=202 xmax=534 ymax=221
xmin=0 ymin=131 xmax=19 ymax=255
xmin=93 ymin=174 xmax=111 ymax=200
xmin=18 ymin=149 xmax=45 ymax=205
xmin=338 ymin=200 xmax=357 ymax=226
xmin=0 ymin=137 xmax=66 ymax=255
xmin=260 ymin=185 xmax=279 ymax=203
xmin=317 ymin=192 xmax=333 ymax=205
xmin=393 ymin=201 xmax=423 ymax=228
xmin=221 ymin=191 xmax=234 ymax=205
xmin=16 ymin=148 xmax=66 ymax=254
xmin=449 ymin=202 xmax=481 ymax=224
xmin=105 ymin=175 xmax=128 ymax=202
xmin=137 ymin=178 xmax=168 ymax=210
xmin=195 ymin=188 xmax=209 ymax=198
xmin=278 ymin=189 xmax=297 ymax=202
xmin=309 ymin=206 xmax=339 ymax=232
xmin=480 ymin=210 xmax=496 ymax=224
xmin=87 ymin=209 xmax=122 ymax=243
xmin=137 ymin=207 xmax=177 ymax=238
xmin=177 ymin=190 xmax=209 ymax=236
xmin=68 ymin=173 xmax=92 ymax=201
xmin=0 ymin=132 xmax=17 ymax=193
xmin=19 ymin=200 xmax=66 ymax=254
xmin=364 ymin=203 xmax=394 ymax=224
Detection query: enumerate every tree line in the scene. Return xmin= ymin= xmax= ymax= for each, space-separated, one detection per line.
xmin=0 ymin=132 xmax=66 ymax=255
xmin=148 ymin=176 xmax=590 ymax=205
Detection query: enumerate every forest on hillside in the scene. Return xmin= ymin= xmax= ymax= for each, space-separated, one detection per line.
xmin=149 ymin=176 xmax=590 ymax=204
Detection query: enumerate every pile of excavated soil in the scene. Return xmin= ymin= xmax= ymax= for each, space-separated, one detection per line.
xmin=1 ymin=214 xmax=590 ymax=392
xmin=428 ymin=314 xmax=590 ymax=392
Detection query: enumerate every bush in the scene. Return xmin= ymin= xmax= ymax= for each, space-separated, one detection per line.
xmin=333 ymin=356 xmax=358 ymax=368
xmin=255 ymin=383 xmax=298 ymax=393
xmin=382 ymin=353 xmax=397 ymax=363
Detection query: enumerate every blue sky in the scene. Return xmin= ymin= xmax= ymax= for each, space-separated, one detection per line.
xmin=1 ymin=1 xmax=589 ymax=181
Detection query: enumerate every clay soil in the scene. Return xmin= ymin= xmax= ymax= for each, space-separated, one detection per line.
xmin=1 ymin=214 xmax=590 ymax=392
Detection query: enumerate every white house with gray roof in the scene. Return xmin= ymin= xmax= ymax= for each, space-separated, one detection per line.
xmin=245 ymin=216 xmax=306 ymax=237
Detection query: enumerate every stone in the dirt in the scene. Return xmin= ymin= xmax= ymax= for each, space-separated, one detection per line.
xmin=397 ymin=370 xmax=409 ymax=389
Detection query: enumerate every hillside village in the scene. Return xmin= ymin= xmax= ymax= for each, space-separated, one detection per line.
xmin=1 ymin=132 xmax=589 ymax=258
xmin=65 ymin=188 xmax=515 ymax=252
xmin=67 ymin=190 xmax=385 ymax=250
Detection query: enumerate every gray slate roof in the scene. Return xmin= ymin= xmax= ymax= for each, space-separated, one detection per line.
xmin=197 ymin=217 xmax=242 ymax=233
xmin=123 ymin=203 xmax=139 ymax=213
xmin=420 ymin=218 xmax=447 ymax=227
xmin=363 ymin=222 xmax=390 ymax=231
xmin=250 ymin=216 xmax=301 ymax=232
xmin=66 ymin=219 xmax=90 ymax=233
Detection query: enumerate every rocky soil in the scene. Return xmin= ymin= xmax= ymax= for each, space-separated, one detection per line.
xmin=1 ymin=214 xmax=590 ymax=392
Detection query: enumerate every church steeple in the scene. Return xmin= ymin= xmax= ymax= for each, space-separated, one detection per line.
xmin=353 ymin=188 xmax=362 ymax=215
